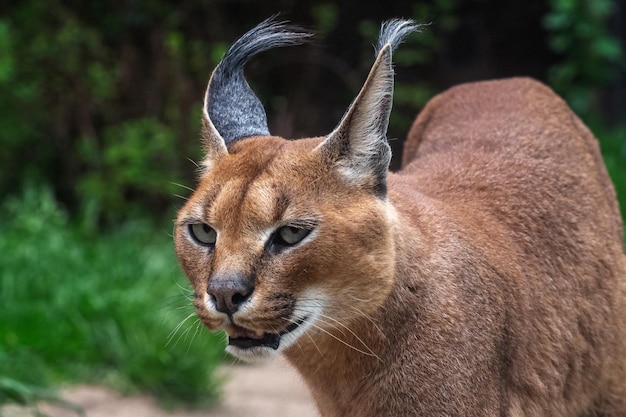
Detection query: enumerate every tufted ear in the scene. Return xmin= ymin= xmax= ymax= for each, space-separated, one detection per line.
xmin=201 ymin=18 xmax=312 ymax=170
xmin=316 ymin=19 xmax=422 ymax=197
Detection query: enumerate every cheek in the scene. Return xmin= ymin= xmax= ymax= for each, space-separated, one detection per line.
xmin=254 ymin=255 xmax=302 ymax=295
xmin=174 ymin=232 xmax=212 ymax=292
xmin=306 ymin=214 xmax=395 ymax=313
xmin=246 ymin=250 xmax=322 ymax=312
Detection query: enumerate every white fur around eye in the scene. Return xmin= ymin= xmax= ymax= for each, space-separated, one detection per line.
xmin=190 ymin=223 xmax=217 ymax=245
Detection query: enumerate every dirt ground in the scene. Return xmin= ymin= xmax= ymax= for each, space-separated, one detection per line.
xmin=2 ymin=358 xmax=319 ymax=417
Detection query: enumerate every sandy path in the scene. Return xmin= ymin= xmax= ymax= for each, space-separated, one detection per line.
xmin=2 ymin=358 xmax=319 ymax=417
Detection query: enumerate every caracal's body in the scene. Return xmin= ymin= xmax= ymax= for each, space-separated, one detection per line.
xmin=174 ymin=19 xmax=626 ymax=417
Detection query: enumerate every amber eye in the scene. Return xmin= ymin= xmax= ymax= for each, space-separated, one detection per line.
xmin=274 ymin=226 xmax=310 ymax=246
xmin=189 ymin=223 xmax=217 ymax=246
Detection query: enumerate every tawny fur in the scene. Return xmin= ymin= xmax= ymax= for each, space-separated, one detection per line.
xmin=174 ymin=20 xmax=626 ymax=417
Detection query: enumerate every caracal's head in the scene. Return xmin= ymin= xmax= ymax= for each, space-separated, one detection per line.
xmin=174 ymin=19 xmax=421 ymax=361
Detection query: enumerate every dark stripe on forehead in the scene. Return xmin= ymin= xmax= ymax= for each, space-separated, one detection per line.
xmin=234 ymin=143 xmax=285 ymax=209
xmin=273 ymin=190 xmax=292 ymax=222
xmin=201 ymin=184 xmax=223 ymax=220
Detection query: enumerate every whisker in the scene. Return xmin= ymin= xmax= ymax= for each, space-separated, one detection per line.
xmin=296 ymin=297 xmax=386 ymax=338
xmin=159 ymin=294 xmax=191 ymax=309
xmin=285 ymin=316 xmax=323 ymax=358
xmin=317 ymin=313 xmax=380 ymax=358
xmin=309 ymin=321 xmax=380 ymax=359
xmin=187 ymin=319 xmax=202 ymax=353
xmin=305 ymin=331 xmax=323 ymax=358
xmin=166 ymin=312 xmax=197 ymax=348
xmin=346 ymin=304 xmax=385 ymax=337
xmin=313 ymin=315 xmax=349 ymax=338
xmin=170 ymin=181 xmax=195 ymax=192
xmin=345 ymin=294 xmax=378 ymax=303
xmin=175 ymin=282 xmax=195 ymax=301
xmin=187 ymin=158 xmax=200 ymax=169
xmin=346 ymin=293 xmax=389 ymax=310
xmin=178 ymin=316 xmax=198 ymax=346
xmin=291 ymin=308 xmax=380 ymax=359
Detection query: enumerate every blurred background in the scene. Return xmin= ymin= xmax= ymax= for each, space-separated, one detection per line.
xmin=1 ymin=0 xmax=625 ymax=414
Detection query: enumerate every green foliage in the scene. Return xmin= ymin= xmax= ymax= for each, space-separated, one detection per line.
xmin=357 ymin=0 xmax=459 ymax=135
xmin=78 ymin=118 xmax=182 ymax=227
xmin=0 ymin=2 xmax=201 ymax=226
xmin=0 ymin=186 xmax=225 ymax=408
xmin=392 ymin=1 xmax=458 ymax=132
xmin=311 ymin=3 xmax=339 ymax=33
xmin=543 ymin=0 xmax=626 ymax=231
xmin=544 ymin=0 xmax=624 ymax=116
xmin=592 ymin=121 xmax=626 ymax=233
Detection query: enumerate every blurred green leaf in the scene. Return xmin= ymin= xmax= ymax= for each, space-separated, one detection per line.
xmin=0 ymin=186 xmax=225 ymax=407
xmin=312 ymin=3 xmax=339 ymax=33
xmin=545 ymin=0 xmax=624 ymax=117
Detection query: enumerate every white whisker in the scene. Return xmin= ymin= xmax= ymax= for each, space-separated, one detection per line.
xmin=178 ymin=316 xmax=197 ymax=344
xmin=166 ymin=312 xmax=196 ymax=348
xmin=286 ymin=316 xmax=323 ymax=358
xmin=292 ymin=307 xmax=379 ymax=359
xmin=317 ymin=314 xmax=380 ymax=358
xmin=187 ymin=319 xmax=202 ymax=353
xmin=346 ymin=304 xmax=385 ymax=337
xmin=170 ymin=181 xmax=195 ymax=192
xmin=187 ymin=158 xmax=200 ymax=169
xmin=309 ymin=321 xmax=380 ymax=359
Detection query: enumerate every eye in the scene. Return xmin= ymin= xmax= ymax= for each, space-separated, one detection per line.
xmin=273 ymin=226 xmax=311 ymax=247
xmin=189 ymin=223 xmax=217 ymax=246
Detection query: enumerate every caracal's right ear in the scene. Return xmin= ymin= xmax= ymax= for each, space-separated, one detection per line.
xmin=317 ymin=19 xmax=422 ymax=197
xmin=200 ymin=18 xmax=312 ymax=171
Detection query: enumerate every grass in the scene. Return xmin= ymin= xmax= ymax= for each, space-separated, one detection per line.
xmin=0 ymin=186 xmax=226 ymax=411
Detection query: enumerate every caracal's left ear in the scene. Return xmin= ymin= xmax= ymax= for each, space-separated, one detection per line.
xmin=317 ymin=19 xmax=423 ymax=197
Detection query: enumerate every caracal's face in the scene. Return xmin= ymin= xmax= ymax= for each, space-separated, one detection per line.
xmin=174 ymin=17 xmax=406 ymax=361
xmin=174 ymin=136 xmax=395 ymax=361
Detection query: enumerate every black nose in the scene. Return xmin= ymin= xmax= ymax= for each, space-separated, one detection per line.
xmin=207 ymin=274 xmax=255 ymax=315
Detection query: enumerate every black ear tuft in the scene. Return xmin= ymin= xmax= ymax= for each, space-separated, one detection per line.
xmin=204 ymin=18 xmax=312 ymax=145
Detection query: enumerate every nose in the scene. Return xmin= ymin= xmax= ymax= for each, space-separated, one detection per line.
xmin=207 ymin=274 xmax=255 ymax=315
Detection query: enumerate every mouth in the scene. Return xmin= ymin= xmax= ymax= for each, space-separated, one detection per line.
xmin=226 ymin=316 xmax=308 ymax=350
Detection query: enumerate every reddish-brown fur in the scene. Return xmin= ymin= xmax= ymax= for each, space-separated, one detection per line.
xmin=175 ymin=77 xmax=626 ymax=416
xmin=174 ymin=21 xmax=626 ymax=416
